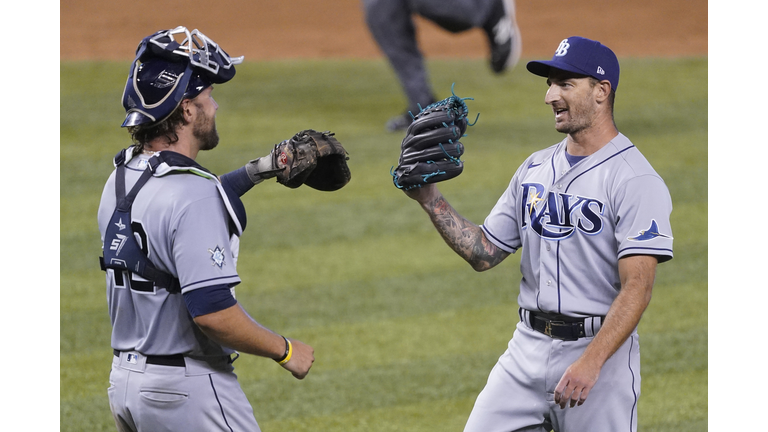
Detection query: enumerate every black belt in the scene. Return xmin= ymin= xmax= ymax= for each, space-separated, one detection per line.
xmin=526 ymin=310 xmax=603 ymax=341
xmin=114 ymin=349 xmax=186 ymax=367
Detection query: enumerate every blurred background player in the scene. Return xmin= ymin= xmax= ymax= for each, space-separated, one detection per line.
xmin=361 ymin=0 xmax=522 ymax=131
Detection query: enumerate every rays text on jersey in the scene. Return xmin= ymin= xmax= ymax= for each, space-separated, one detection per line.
xmin=520 ymin=182 xmax=605 ymax=240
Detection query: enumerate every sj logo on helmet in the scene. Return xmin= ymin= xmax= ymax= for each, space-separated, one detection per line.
xmin=520 ymin=183 xmax=605 ymax=240
xmin=555 ymin=39 xmax=570 ymax=57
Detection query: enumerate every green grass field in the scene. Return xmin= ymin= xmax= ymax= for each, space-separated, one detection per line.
xmin=61 ymin=57 xmax=707 ymax=431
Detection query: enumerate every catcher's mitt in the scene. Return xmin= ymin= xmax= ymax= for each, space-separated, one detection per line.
xmin=391 ymin=89 xmax=475 ymax=190
xmin=276 ymin=129 xmax=351 ymax=191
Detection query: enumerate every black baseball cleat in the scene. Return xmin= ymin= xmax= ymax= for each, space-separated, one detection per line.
xmin=385 ymin=112 xmax=413 ymax=132
xmin=484 ymin=0 xmax=522 ymax=74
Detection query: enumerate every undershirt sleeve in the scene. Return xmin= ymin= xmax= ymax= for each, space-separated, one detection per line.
xmin=183 ymin=284 xmax=238 ymax=318
xmin=220 ymin=166 xmax=254 ymax=197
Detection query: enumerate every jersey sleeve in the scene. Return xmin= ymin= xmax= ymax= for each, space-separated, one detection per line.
xmin=481 ymin=176 xmax=523 ymax=253
xmin=172 ymin=195 xmax=242 ymax=292
xmin=614 ymin=175 xmax=674 ymax=263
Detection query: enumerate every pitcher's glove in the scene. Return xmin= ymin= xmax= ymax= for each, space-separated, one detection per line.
xmin=246 ymin=130 xmax=351 ymax=191
xmin=391 ymin=91 xmax=475 ymax=191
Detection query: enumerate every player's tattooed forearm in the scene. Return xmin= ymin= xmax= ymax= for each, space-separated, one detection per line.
xmin=432 ymin=196 xmax=462 ymax=230
xmin=426 ymin=195 xmax=506 ymax=270
xmin=475 ymin=236 xmax=508 ymax=270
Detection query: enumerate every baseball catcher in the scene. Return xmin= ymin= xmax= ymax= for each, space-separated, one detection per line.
xmin=391 ymin=87 xmax=476 ymax=190
xmin=101 ymin=25 xmax=334 ymax=432
xmin=245 ymin=129 xmax=351 ymax=191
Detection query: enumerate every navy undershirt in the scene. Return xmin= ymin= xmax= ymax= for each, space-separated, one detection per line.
xmin=219 ymin=166 xmax=253 ymax=197
xmin=565 ymin=152 xmax=587 ymax=167
xmin=183 ymin=284 xmax=238 ymax=317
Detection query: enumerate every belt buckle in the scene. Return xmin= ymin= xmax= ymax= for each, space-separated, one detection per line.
xmin=544 ymin=320 xmax=565 ymax=339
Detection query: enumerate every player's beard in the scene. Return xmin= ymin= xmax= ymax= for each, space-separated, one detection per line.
xmin=554 ymin=100 xmax=596 ymax=135
xmin=193 ymin=108 xmax=219 ymax=151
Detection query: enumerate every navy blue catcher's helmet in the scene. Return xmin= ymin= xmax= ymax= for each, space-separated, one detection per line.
xmin=121 ymin=26 xmax=244 ymax=127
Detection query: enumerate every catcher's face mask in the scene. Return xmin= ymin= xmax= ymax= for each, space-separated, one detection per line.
xmin=121 ymin=26 xmax=244 ymax=127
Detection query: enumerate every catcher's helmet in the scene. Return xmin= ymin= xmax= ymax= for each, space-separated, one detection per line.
xmin=121 ymin=26 xmax=244 ymax=127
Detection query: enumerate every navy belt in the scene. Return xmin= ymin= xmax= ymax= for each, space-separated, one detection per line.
xmin=521 ymin=309 xmax=605 ymax=341
xmin=114 ymin=349 xmax=186 ymax=367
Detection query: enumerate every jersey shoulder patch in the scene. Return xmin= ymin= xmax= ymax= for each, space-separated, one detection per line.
xmin=627 ymin=219 xmax=673 ymax=242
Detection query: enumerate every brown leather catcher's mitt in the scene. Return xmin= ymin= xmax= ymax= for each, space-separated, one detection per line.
xmin=276 ymin=129 xmax=351 ymax=191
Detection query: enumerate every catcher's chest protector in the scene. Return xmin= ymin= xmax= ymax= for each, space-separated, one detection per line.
xmin=98 ymin=149 xmax=248 ymax=293
xmin=99 ymin=156 xmax=181 ymax=293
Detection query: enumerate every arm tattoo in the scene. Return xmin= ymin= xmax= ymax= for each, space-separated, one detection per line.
xmin=424 ymin=195 xmax=509 ymax=271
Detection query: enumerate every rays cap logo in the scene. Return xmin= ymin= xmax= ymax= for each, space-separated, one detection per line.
xmin=526 ymin=36 xmax=620 ymax=92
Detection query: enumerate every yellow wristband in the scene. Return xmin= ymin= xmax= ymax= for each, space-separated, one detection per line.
xmin=277 ymin=337 xmax=293 ymax=365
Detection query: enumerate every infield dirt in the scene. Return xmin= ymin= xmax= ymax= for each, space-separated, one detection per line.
xmin=60 ymin=0 xmax=706 ymax=61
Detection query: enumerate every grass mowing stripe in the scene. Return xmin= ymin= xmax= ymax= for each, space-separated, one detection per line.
xmin=282 ymin=304 xmax=516 ymax=372
xmin=260 ymin=398 xmax=475 ymax=432
xmin=236 ymin=350 xmax=497 ymax=421
xmin=61 ymin=396 xmax=115 ymax=432
xmin=640 ymin=327 xmax=707 ymax=375
xmin=640 ymin=369 xmax=708 ymax=428
xmin=640 ymin=281 xmax=707 ymax=333
xmin=61 ymin=351 xmax=112 ymax=400
xmin=236 ymin=231 xmax=493 ymax=294
xmin=237 ymin=265 xmax=519 ymax=330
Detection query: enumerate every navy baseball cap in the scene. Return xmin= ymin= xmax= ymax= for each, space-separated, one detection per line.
xmin=527 ymin=36 xmax=620 ymax=92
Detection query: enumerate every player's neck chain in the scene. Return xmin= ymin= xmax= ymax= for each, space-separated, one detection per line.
xmin=142 ymin=149 xmax=159 ymax=155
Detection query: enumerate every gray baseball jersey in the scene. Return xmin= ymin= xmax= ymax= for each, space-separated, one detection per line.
xmin=464 ymin=133 xmax=673 ymax=431
xmin=482 ymin=133 xmax=673 ymax=316
xmin=98 ymin=153 xmax=241 ymax=357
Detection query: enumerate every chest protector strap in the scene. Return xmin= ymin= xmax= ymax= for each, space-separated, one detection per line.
xmin=99 ymin=149 xmax=181 ymax=293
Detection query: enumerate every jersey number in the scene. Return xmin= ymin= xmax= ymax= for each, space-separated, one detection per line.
xmin=111 ymin=221 xmax=155 ymax=293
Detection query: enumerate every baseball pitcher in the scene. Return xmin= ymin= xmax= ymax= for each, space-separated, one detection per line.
xmin=394 ymin=36 xmax=673 ymax=431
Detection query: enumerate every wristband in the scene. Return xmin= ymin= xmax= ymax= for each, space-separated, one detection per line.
xmin=245 ymin=151 xmax=283 ymax=184
xmin=276 ymin=336 xmax=292 ymax=365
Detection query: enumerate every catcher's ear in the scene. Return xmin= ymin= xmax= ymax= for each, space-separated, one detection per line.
xmin=179 ymin=99 xmax=195 ymax=124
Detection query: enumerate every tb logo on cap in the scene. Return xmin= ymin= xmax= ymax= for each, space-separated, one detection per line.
xmin=555 ymin=39 xmax=570 ymax=57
